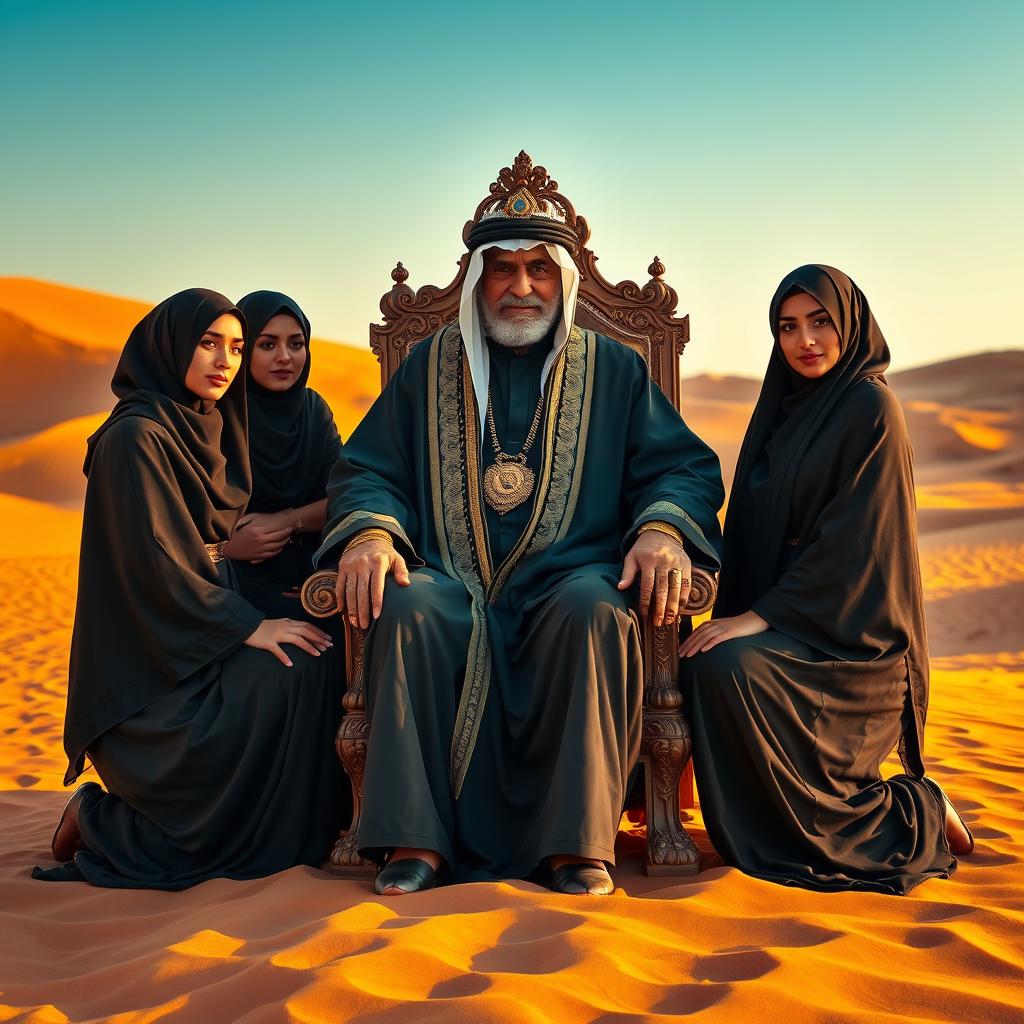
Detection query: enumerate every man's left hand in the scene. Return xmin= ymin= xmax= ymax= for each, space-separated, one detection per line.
xmin=618 ymin=531 xmax=691 ymax=627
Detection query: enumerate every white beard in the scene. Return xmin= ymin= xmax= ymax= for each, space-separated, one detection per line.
xmin=479 ymin=289 xmax=562 ymax=348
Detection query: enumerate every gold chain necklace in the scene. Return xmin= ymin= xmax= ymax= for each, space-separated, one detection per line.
xmin=483 ymin=388 xmax=546 ymax=515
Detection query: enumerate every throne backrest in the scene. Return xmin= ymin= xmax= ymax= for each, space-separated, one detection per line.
xmin=369 ymin=152 xmax=690 ymax=411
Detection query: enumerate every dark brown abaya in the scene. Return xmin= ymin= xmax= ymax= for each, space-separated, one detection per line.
xmin=37 ymin=289 xmax=345 ymax=889
xmin=681 ymin=265 xmax=955 ymax=894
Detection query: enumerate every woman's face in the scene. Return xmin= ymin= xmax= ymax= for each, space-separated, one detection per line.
xmin=777 ymin=291 xmax=842 ymax=378
xmin=249 ymin=312 xmax=308 ymax=391
xmin=184 ymin=313 xmax=245 ymax=401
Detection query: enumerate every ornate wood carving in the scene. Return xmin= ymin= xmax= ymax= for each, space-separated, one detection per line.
xmin=327 ymin=622 xmax=373 ymax=877
xmin=640 ymin=707 xmax=699 ymax=875
xmin=370 ymin=256 xmax=469 ymax=386
xmin=344 ymin=151 xmax=701 ymax=877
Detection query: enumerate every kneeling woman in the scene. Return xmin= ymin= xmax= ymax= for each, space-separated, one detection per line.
xmin=225 ymin=291 xmax=343 ymax=644
xmin=37 ymin=289 xmax=346 ymax=889
xmin=680 ymin=264 xmax=971 ymax=894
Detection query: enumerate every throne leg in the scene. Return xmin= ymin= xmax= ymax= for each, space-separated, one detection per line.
xmin=326 ymin=623 xmax=375 ymax=878
xmin=640 ymin=620 xmax=700 ymax=876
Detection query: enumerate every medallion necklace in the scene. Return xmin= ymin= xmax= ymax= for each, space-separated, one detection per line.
xmin=483 ymin=388 xmax=546 ymax=514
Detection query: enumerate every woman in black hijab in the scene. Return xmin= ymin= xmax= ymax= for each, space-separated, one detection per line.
xmin=679 ymin=265 xmax=972 ymax=894
xmin=37 ymin=288 xmax=346 ymax=889
xmin=225 ymin=291 xmax=342 ymax=643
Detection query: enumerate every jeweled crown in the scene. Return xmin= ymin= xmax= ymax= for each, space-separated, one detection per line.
xmin=462 ymin=151 xmax=591 ymax=252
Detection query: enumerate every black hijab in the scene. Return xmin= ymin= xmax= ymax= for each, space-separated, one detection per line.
xmin=85 ymin=287 xmax=251 ymax=535
xmin=723 ymin=264 xmax=891 ymax=593
xmin=236 ymin=291 xmax=337 ymax=512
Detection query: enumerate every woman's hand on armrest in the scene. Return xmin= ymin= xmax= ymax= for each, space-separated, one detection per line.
xmin=245 ymin=619 xmax=334 ymax=667
xmin=678 ymin=610 xmax=768 ymax=658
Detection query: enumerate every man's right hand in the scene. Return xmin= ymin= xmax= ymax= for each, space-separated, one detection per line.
xmin=336 ymin=537 xmax=411 ymax=629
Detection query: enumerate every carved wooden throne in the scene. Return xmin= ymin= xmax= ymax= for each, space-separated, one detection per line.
xmin=329 ymin=151 xmax=706 ymax=877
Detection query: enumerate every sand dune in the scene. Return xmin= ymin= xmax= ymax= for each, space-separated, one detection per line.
xmin=0 ymin=311 xmax=120 ymax=441
xmin=305 ymin=341 xmax=379 ymax=441
xmin=680 ymin=352 xmax=1024 ymax=519
xmin=0 ymin=277 xmax=152 ymax=351
xmin=0 ymin=279 xmax=149 ymax=440
xmin=0 ymin=413 xmax=106 ymax=507
xmin=0 ymin=279 xmax=379 ymax=499
xmin=0 ymin=334 xmax=378 ymax=509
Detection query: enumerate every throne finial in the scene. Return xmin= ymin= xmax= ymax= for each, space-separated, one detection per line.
xmin=391 ymin=261 xmax=409 ymax=285
xmin=648 ymin=256 xmax=666 ymax=280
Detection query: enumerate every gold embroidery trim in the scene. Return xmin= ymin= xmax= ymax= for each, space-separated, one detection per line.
xmin=428 ymin=328 xmax=455 ymax=579
xmin=488 ymin=326 xmax=590 ymax=602
xmin=554 ymin=329 xmax=596 ymax=544
xmin=317 ymin=509 xmax=411 ymax=565
xmin=431 ymin=324 xmax=492 ymax=798
xmin=461 ymin=351 xmax=491 ymax=588
xmin=205 ymin=541 xmax=226 ymax=564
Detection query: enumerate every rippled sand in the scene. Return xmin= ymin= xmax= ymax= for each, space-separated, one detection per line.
xmin=1 ymin=522 xmax=1022 ymax=1023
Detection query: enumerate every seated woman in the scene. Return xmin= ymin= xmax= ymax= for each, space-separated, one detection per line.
xmin=225 ymin=291 xmax=343 ymax=645
xmin=679 ymin=264 xmax=972 ymax=895
xmin=36 ymin=288 xmax=346 ymax=890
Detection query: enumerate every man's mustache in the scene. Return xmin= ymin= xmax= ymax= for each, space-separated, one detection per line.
xmin=497 ymin=295 xmax=544 ymax=309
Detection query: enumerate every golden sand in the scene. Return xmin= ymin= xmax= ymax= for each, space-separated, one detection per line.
xmin=0 ymin=539 xmax=1021 ymax=1021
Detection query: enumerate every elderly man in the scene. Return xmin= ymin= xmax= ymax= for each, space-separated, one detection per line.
xmin=314 ymin=188 xmax=724 ymax=895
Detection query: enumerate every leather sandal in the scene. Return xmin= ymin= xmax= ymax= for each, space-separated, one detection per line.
xmin=543 ymin=861 xmax=614 ymax=896
xmin=373 ymin=857 xmax=439 ymax=895
xmin=51 ymin=782 xmax=101 ymax=862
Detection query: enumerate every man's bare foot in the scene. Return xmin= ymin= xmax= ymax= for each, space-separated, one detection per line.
xmin=374 ymin=847 xmax=444 ymax=896
xmin=943 ymin=796 xmax=974 ymax=856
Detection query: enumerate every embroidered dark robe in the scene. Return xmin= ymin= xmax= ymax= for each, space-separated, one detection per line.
xmin=315 ymin=324 xmax=724 ymax=881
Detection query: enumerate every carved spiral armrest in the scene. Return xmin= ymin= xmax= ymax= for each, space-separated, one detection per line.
xmin=301 ymin=571 xmax=365 ymax=706
xmin=681 ymin=566 xmax=717 ymax=616
xmin=300 ymin=570 xmax=340 ymax=619
xmin=301 ymin=566 xmax=716 ymax=619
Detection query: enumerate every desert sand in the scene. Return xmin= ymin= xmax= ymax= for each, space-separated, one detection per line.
xmin=0 ymin=279 xmax=1021 ymax=1022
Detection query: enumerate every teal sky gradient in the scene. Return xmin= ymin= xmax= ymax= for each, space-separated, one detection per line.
xmin=2 ymin=0 xmax=1021 ymax=375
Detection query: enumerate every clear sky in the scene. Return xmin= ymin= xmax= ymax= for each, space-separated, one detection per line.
xmin=2 ymin=0 xmax=1021 ymax=376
